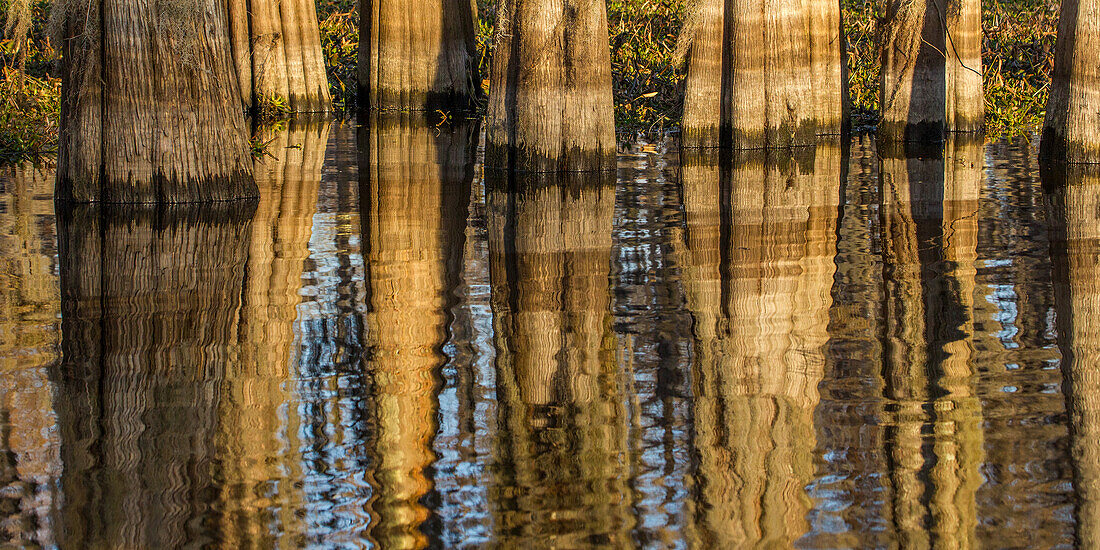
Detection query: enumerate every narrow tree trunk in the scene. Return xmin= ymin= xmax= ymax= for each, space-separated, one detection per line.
xmin=1041 ymin=0 xmax=1100 ymax=162
xmin=677 ymin=143 xmax=839 ymax=546
xmin=485 ymin=0 xmax=616 ymax=171
xmin=679 ymin=0 xmax=848 ymax=149
xmin=358 ymin=112 xmax=477 ymax=548
xmin=879 ymin=0 xmax=984 ymax=142
xmin=359 ymin=0 xmax=479 ymax=111
xmin=55 ymin=0 xmax=257 ymax=203
xmin=55 ymin=203 xmax=253 ymax=547
xmin=225 ymin=0 xmax=332 ymax=113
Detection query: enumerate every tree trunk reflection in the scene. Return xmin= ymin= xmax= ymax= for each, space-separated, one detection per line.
xmin=878 ymin=137 xmax=984 ymax=548
xmin=677 ymin=143 xmax=840 ymax=547
xmin=359 ymin=113 xmax=477 ymax=549
xmin=55 ymin=203 xmax=255 ymax=548
xmin=1045 ymin=164 xmax=1100 ymax=548
xmin=486 ymin=170 xmax=630 ymax=546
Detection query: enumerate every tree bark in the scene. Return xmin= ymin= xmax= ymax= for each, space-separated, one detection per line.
xmin=879 ymin=0 xmax=984 ymax=142
xmin=55 ymin=0 xmax=257 ymax=203
xmin=680 ymin=0 xmax=848 ymax=149
xmin=359 ymin=0 xmax=479 ymax=111
xmin=677 ymin=143 xmax=839 ymax=546
xmin=1041 ymin=0 xmax=1100 ymax=162
xmin=225 ymin=0 xmax=332 ymax=113
xmin=358 ymin=112 xmax=477 ymax=548
xmin=54 ymin=202 xmax=253 ymax=548
xmin=485 ymin=0 xmax=616 ymax=172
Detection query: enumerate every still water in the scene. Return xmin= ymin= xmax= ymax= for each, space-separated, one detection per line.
xmin=0 ymin=116 xmax=1089 ymax=547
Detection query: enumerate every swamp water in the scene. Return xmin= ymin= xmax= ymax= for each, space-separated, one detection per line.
xmin=0 ymin=118 xmax=1087 ymax=548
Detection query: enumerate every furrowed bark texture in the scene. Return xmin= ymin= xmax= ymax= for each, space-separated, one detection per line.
xmin=1041 ymin=0 xmax=1100 ymax=162
xmin=359 ymin=0 xmax=479 ymax=111
xmin=879 ymin=0 xmax=984 ymax=142
xmin=680 ymin=0 xmax=848 ymax=149
xmin=485 ymin=0 xmax=616 ymax=171
xmin=358 ymin=113 xmax=477 ymax=548
xmin=225 ymin=0 xmax=332 ymax=112
xmin=55 ymin=0 xmax=257 ymax=203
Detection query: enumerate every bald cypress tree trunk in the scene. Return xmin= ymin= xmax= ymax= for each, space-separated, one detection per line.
xmin=55 ymin=0 xmax=257 ymax=203
xmin=358 ymin=0 xmax=479 ymax=111
xmin=879 ymin=0 xmax=984 ymax=142
xmin=485 ymin=0 xmax=616 ymax=172
xmin=225 ymin=0 xmax=332 ymax=113
xmin=1041 ymin=0 xmax=1100 ymax=162
xmin=679 ymin=0 xmax=848 ymax=149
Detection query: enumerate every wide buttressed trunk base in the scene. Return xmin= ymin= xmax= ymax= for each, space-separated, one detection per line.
xmin=1040 ymin=0 xmax=1100 ymax=163
xmin=679 ymin=0 xmax=848 ymax=150
xmin=359 ymin=0 xmax=479 ymax=112
xmin=879 ymin=0 xmax=984 ymax=143
xmin=485 ymin=0 xmax=616 ymax=172
xmin=55 ymin=0 xmax=257 ymax=203
xmin=226 ymin=0 xmax=332 ymax=113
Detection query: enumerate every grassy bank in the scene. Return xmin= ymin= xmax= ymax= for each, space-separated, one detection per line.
xmin=1 ymin=0 xmax=1061 ymax=158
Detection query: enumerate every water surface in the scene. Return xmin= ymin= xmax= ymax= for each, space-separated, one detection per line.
xmin=0 ymin=119 xmax=1087 ymax=548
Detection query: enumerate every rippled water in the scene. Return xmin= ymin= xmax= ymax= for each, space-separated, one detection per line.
xmin=0 ymin=117 xmax=1090 ymax=547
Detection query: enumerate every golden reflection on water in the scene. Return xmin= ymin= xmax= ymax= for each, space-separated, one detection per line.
xmin=0 ymin=127 xmax=1090 ymax=547
xmin=486 ymin=170 xmax=631 ymax=547
xmin=1047 ymin=163 xmax=1100 ymax=549
xmin=56 ymin=202 xmax=254 ymax=548
xmin=677 ymin=144 xmax=839 ymax=547
xmin=0 ymin=165 xmax=59 ymax=547
xmin=359 ymin=113 xmax=478 ymax=549
xmin=215 ymin=119 xmax=331 ymax=546
xmin=878 ymin=138 xmax=984 ymax=549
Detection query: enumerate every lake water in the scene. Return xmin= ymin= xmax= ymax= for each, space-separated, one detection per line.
xmin=0 ymin=117 xmax=1091 ymax=548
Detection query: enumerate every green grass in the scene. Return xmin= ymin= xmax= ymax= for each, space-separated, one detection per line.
xmin=0 ymin=0 xmax=1067 ymax=159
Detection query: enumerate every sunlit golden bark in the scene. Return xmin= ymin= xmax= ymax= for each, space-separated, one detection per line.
xmin=677 ymin=143 xmax=839 ymax=546
xmin=485 ymin=0 xmax=616 ymax=171
xmin=212 ymin=119 xmax=330 ymax=546
xmin=54 ymin=0 xmax=256 ymax=202
xmin=679 ymin=0 xmax=848 ymax=148
xmin=486 ymin=171 xmax=631 ymax=546
xmin=878 ymin=137 xmax=984 ymax=547
xmin=359 ymin=113 xmax=477 ymax=549
xmin=359 ymin=0 xmax=479 ymax=110
xmin=0 ymin=166 xmax=60 ymax=548
xmin=225 ymin=0 xmax=332 ymax=112
xmin=54 ymin=203 xmax=254 ymax=548
xmin=879 ymin=0 xmax=984 ymax=141
xmin=1041 ymin=0 xmax=1100 ymax=162
xmin=1046 ymin=163 xmax=1100 ymax=547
